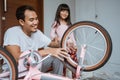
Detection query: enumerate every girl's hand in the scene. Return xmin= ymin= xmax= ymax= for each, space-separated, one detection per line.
xmin=48 ymin=37 xmax=60 ymax=48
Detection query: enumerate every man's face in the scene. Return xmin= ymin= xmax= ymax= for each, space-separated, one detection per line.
xmin=21 ymin=10 xmax=39 ymax=34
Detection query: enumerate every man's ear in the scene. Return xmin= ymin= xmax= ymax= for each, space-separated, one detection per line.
xmin=19 ymin=19 xmax=24 ymax=26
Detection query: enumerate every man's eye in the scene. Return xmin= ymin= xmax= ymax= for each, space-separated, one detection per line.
xmin=29 ymin=18 xmax=34 ymax=22
xmin=35 ymin=18 xmax=38 ymax=20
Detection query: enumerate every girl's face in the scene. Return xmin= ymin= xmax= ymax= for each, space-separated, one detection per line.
xmin=60 ymin=10 xmax=69 ymax=20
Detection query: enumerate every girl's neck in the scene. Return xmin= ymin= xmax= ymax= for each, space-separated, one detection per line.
xmin=59 ymin=19 xmax=67 ymax=25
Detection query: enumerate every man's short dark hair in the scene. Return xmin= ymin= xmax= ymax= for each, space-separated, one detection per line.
xmin=16 ymin=5 xmax=36 ymax=20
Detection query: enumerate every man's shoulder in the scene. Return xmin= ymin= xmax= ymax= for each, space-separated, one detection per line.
xmin=6 ymin=26 xmax=21 ymax=32
xmin=35 ymin=29 xmax=43 ymax=34
xmin=32 ymin=29 xmax=46 ymax=38
xmin=5 ymin=26 xmax=22 ymax=36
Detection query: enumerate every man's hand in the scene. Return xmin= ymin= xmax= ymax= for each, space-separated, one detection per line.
xmin=67 ymin=42 xmax=77 ymax=53
xmin=46 ymin=48 xmax=69 ymax=61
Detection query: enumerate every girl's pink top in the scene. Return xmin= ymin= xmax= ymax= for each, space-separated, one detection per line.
xmin=50 ymin=22 xmax=76 ymax=45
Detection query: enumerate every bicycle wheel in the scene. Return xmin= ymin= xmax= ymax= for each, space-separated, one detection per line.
xmin=0 ymin=46 xmax=18 ymax=80
xmin=61 ymin=21 xmax=112 ymax=71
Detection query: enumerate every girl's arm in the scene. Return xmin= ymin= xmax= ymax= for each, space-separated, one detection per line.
xmin=48 ymin=37 xmax=60 ymax=48
xmin=50 ymin=21 xmax=57 ymax=40
xmin=49 ymin=21 xmax=60 ymax=48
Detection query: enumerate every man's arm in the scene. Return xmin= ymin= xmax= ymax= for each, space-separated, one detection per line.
xmin=38 ymin=47 xmax=68 ymax=61
xmin=5 ymin=45 xmax=21 ymax=63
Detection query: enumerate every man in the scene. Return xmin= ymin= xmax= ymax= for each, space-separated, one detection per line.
xmin=3 ymin=5 xmax=68 ymax=75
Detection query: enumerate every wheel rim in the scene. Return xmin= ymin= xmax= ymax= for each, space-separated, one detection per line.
xmin=61 ymin=21 xmax=112 ymax=71
xmin=0 ymin=54 xmax=13 ymax=79
xmin=0 ymin=49 xmax=17 ymax=80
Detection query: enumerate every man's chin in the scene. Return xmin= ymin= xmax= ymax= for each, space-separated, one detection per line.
xmin=32 ymin=30 xmax=37 ymax=33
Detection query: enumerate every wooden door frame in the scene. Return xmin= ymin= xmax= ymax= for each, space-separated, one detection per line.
xmin=0 ymin=0 xmax=4 ymax=45
xmin=38 ymin=0 xmax=44 ymax=32
xmin=0 ymin=0 xmax=44 ymax=45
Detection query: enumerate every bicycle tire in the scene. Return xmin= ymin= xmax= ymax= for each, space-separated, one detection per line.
xmin=61 ymin=21 xmax=112 ymax=71
xmin=0 ymin=46 xmax=18 ymax=80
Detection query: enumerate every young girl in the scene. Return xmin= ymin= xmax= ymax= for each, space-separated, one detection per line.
xmin=50 ymin=3 xmax=77 ymax=78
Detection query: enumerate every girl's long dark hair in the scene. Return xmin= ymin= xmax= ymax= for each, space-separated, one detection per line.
xmin=54 ymin=4 xmax=72 ymax=27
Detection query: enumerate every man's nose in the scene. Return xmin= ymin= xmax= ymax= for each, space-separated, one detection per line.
xmin=33 ymin=20 xmax=39 ymax=24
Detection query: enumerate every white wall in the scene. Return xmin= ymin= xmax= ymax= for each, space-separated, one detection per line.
xmin=44 ymin=0 xmax=120 ymax=79
xmin=75 ymin=0 xmax=96 ymax=21
xmin=76 ymin=0 xmax=120 ymax=79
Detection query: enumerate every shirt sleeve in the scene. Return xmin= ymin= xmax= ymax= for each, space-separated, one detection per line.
xmin=36 ymin=30 xmax=51 ymax=47
xmin=3 ymin=28 xmax=20 ymax=46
